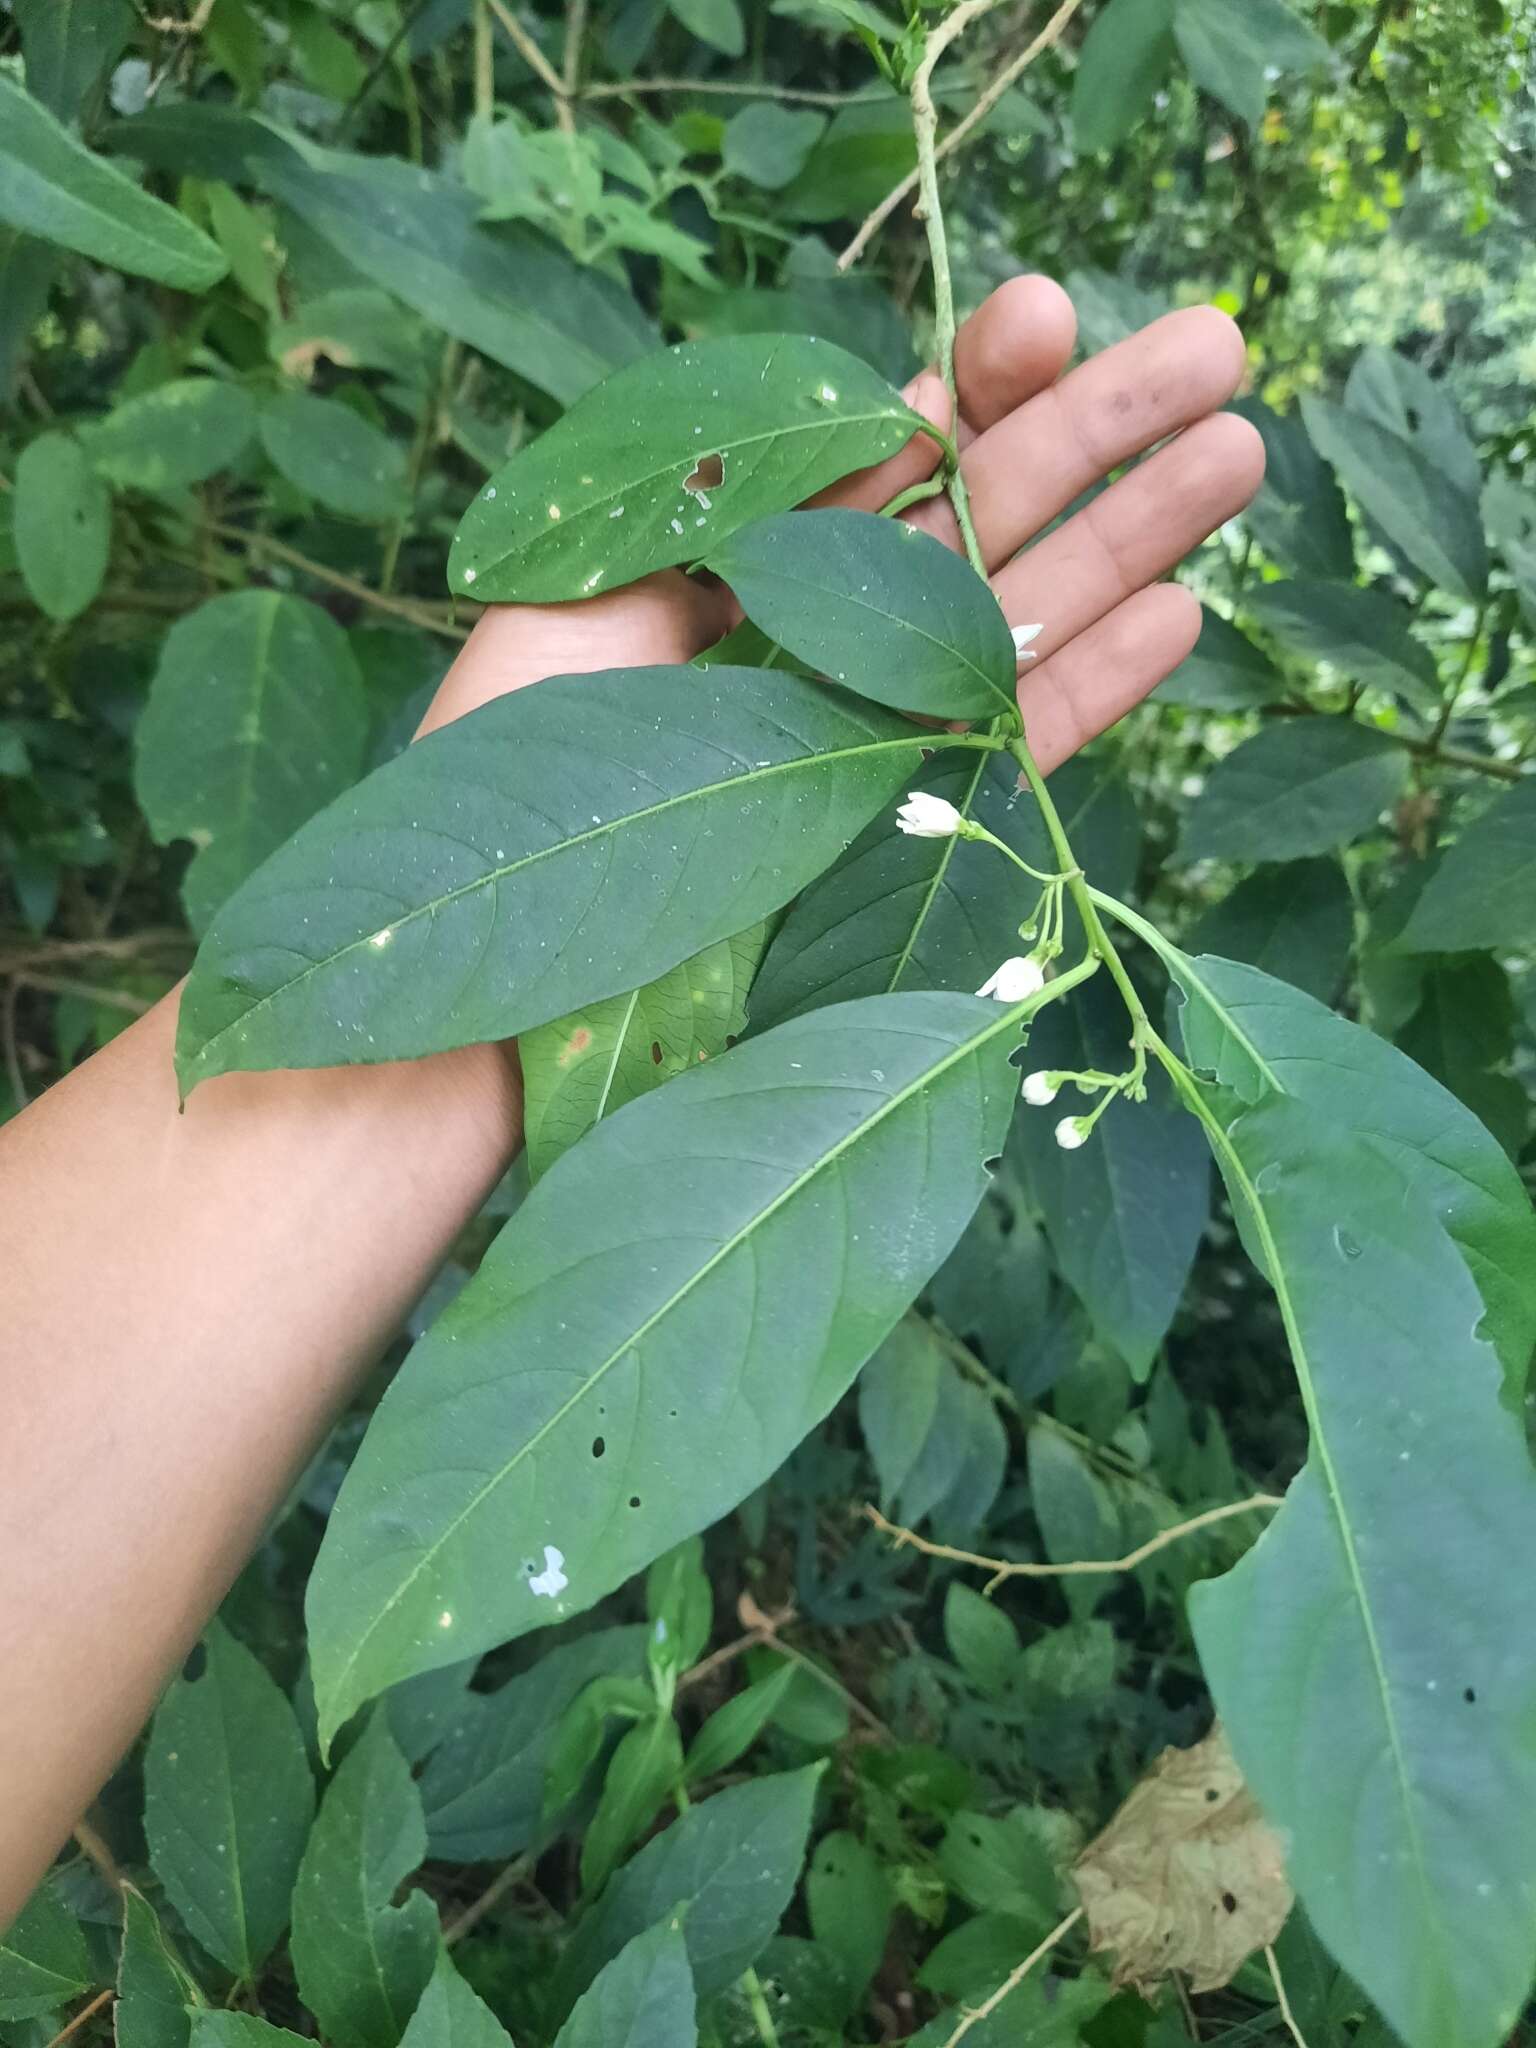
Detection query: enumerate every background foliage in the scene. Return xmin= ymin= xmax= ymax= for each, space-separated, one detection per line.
xmin=3 ymin=2 xmax=1536 ymax=2045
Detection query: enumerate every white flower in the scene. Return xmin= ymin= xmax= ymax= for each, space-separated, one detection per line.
xmin=1012 ymin=622 xmax=1044 ymax=661
xmin=896 ymin=790 xmax=962 ymax=839
xmin=1022 ymin=1070 xmax=1059 ymax=1107
xmin=976 ymin=956 xmax=1045 ymax=1002
xmin=1055 ymin=1116 xmax=1089 ymax=1151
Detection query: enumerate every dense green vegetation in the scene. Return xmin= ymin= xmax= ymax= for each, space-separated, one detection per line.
xmin=3 ymin=3 xmax=1536 ymax=2047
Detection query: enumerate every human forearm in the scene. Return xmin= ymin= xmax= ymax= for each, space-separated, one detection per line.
xmin=0 ymin=990 xmax=519 ymax=1921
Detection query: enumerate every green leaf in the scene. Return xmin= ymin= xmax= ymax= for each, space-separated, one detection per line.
xmin=1394 ymin=776 xmax=1536 ymax=955
xmin=258 ymin=389 xmax=408 ymax=523
xmin=1177 ymin=720 xmax=1408 ymax=864
xmin=1344 ymin=346 xmax=1482 ymax=502
xmin=0 ymin=77 xmax=226 ymax=290
xmin=521 ymin=926 xmax=766 ymax=1181
xmin=910 ymin=1969 xmax=1107 ymax=2047
xmin=87 ymin=377 xmax=257 ymax=493
xmin=669 ymin=0 xmax=745 ymax=54
xmin=135 ymin=590 xmax=371 ymax=933
xmin=1159 ymin=606 xmax=1284 ymax=712
xmin=944 ymin=1583 xmax=1021 ymax=1697
xmin=1174 ymin=0 xmax=1331 ymax=127
xmin=289 ymin=1716 xmax=439 ymax=2048
xmin=938 ymin=1810 xmax=1060 ymax=1931
xmin=259 ymin=144 xmax=654 ymax=407
xmin=722 ymin=105 xmax=827 ymax=189
xmin=1191 ymin=859 xmax=1353 ymax=1005
xmin=115 ymin=1887 xmax=204 ymax=2048
xmin=553 ymin=1916 xmax=697 ymax=2048
xmin=306 ymin=989 xmax=1020 ymax=1741
xmin=142 ymin=1620 xmax=315 ymax=1979
xmin=1072 ymin=0 xmax=1176 ymax=154
xmin=1188 ymin=1091 xmax=1536 ymax=2048
xmin=706 ymin=510 xmax=1018 ymax=721
xmin=552 ymin=1769 xmax=820 ymax=2015
xmin=806 ymin=1832 xmax=892 ymax=2003
xmin=400 ymin=1951 xmax=514 ymax=2048
xmin=777 ymin=99 xmax=915 ymax=223
xmin=1016 ymin=976 xmax=1209 ymax=1378
xmin=1233 ymin=397 xmax=1355 ymax=580
xmin=189 ymin=2019 xmax=312 ymax=2046
xmin=0 ymin=227 xmax=61 ymax=402
xmin=1397 ymin=958 xmax=1527 ymax=1162
xmin=174 ymin=667 xmax=950 ymax=1094
xmin=1026 ymin=1423 xmax=1122 ymax=1620
xmin=1300 ymin=395 xmax=1488 ymax=600
xmin=582 ymin=1715 xmax=687 ymax=1896
xmin=0 ymin=1882 xmax=90 ymax=2024
xmin=750 ymin=752 xmax=1138 ymax=1029
xmin=12 ymin=430 xmax=110 ymax=623
xmin=1168 ymin=952 xmax=1536 ymax=1399
xmin=449 ymin=335 xmax=920 ymax=603
xmin=419 ymin=1627 xmax=647 ymax=1862
xmin=1244 ymin=581 xmax=1439 ymax=712
xmin=772 ymin=0 xmax=901 ymax=36
xmin=16 ymin=0 xmax=135 ymax=122
xmin=685 ymin=1663 xmax=797 ymax=1784
xmin=858 ymin=1316 xmax=944 ymax=1513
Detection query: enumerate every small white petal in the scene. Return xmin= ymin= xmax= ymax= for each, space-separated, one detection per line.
xmin=1012 ymin=622 xmax=1044 ymax=660
xmin=1022 ymin=1070 xmax=1059 ymax=1107
xmin=1055 ymin=1116 xmax=1089 ymax=1151
xmin=895 ymin=791 xmax=962 ymax=839
xmin=529 ymin=1544 xmax=568 ymax=1599
xmin=977 ymin=955 xmax=1046 ymax=1002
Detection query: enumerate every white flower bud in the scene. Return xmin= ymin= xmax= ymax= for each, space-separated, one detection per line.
xmin=1022 ymin=1070 xmax=1059 ymax=1107
xmin=1012 ymin=622 xmax=1044 ymax=661
xmin=896 ymin=790 xmax=962 ymax=839
xmin=976 ymin=956 xmax=1046 ymax=1003
xmin=1055 ymin=1116 xmax=1089 ymax=1151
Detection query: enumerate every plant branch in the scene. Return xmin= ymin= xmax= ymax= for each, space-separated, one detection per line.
xmin=838 ymin=0 xmax=1088 ymax=272
xmin=443 ymin=1854 xmax=532 ymax=1944
xmin=939 ymin=1908 xmax=1084 ymax=2046
xmin=1267 ymin=1943 xmax=1312 ymax=2048
xmin=581 ymin=77 xmax=874 ymax=106
xmin=204 ymin=521 xmax=469 ymax=640
xmin=866 ymin=1494 xmax=1282 ymax=1596
xmin=484 ymin=0 xmax=572 ymax=128
xmin=42 ymin=1990 xmax=113 ymax=2048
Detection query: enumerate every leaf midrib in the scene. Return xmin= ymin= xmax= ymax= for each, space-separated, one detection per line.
xmin=187 ymin=726 xmax=971 ymax=1075
xmin=321 ymin=995 xmax=1026 ymax=1732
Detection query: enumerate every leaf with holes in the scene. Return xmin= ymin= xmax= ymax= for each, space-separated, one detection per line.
xmin=521 ymin=925 xmax=767 ymax=1180
xmin=706 ymin=510 xmax=1018 ymax=720
xmin=175 ymin=667 xmax=957 ymax=1094
xmin=447 ymin=335 xmax=922 ymax=603
xmin=143 ymin=1620 xmax=315 ymax=1980
xmin=305 ymin=990 xmax=1024 ymax=1744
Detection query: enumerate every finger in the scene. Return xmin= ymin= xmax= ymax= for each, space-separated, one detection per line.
xmin=816 ymin=274 xmax=1079 ymax=515
xmin=912 ymin=306 xmax=1251 ymax=567
xmin=992 ymin=412 xmax=1266 ymax=661
xmin=1023 ymin=583 xmax=1203 ymax=774
xmin=417 ymin=569 xmax=729 ymax=736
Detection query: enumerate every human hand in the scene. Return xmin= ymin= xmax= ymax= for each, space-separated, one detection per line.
xmin=419 ymin=274 xmax=1264 ymax=763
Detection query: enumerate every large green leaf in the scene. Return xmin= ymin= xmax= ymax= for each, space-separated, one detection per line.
xmin=1344 ymin=346 xmax=1482 ymax=502
xmin=554 ymin=1917 xmax=696 ymax=2048
xmin=722 ymin=104 xmax=828 ymax=189
xmin=1232 ymin=397 xmax=1355 ymax=581
xmin=1167 ymin=952 xmax=1536 ymax=1396
xmin=142 ymin=1620 xmax=315 ymax=1979
xmin=12 ymin=429 xmax=111 ymax=623
xmin=1177 ymin=720 xmax=1407 ymax=863
xmin=175 ymin=667 xmax=960 ymax=1093
xmin=1244 ymin=581 xmax=1438 ymax=712
xmin=1159 ymin=606 xmax=1284 ymax=712
xmin=306 ymin=989 xmax=1024 ymax=1742
xmin=521 ymin=927 xmax=767 ymax=1180
xmin=135 ymin=590 xmax=371 ymax=934
xmin=1191 ymin=859 xmax=1353 ymax=1005
xmin=1394 ymin=776 xmax=1536 ymax=955
xmin=777 ymin=98 xmax=915 ymax=222
xmin=705 ymin=510 xmax=1018 ymax=720
xmin=448 ymin=336 xmax=921 ymax=603
xmin=400 ymin=1952 xmax=514 ymax=2047
xmin=1071 ymin=0 xmax=1176 ymax=154
xmin=1173 ymin=0 xmax=1330 ymax=126
xmin=1397 ymin=958 xmax=1528 ymax=1163
xmin=16 ymin=0 xmax=135 ymax=122
xmin=552 ymin=1769 xmax=819 ymax=2015
xmin=0 ymin=76 xmax=226 ymax=290
xmin=0 ymin=1881 xmax=90 ymax=2023
xmin=1016 ymin=975 xmax=1209 ymax=1379
xmin=258 ymin=389 xmax=407 ymax=523
xmin=749 ymin=752 xmax=1138 ymax=1029
xmin=116 ymin=1887 xmax=204 ymax=2048
xmin=87 ymin=377 xmax=257 ymax=493
xmin=1189 ymin=1093 xmax=1536 ymax=2048
xmin=1301 ymin=395 xmax=1487 ymax=601
xmin=289 ymin=1716 xmax=439 ymax=2048
xmin=259 ymin=144 xmax=654 ymax=407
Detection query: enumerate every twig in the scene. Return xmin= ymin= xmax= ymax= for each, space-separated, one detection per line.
xmin=2 ymin=980 xmax=26 ymax=1113
xmin=443 ymin=1854 xmax=531 ymax=1944
xmin=43 ymin=1990 xmax=113 ymax=2048
xmin=562 ymin=0 xmax=589 ymax=99
xmin=1267 ymin=1943 xmax=1311 ymax=2048
xmin=73 ymin=1815 xmax=126 ymax=1891
xmin=582 ymin=77 xmax=874 ymax=106
xmin=484 ymin=0 xmax=572 ymax=128
xmin=473 ymin=0 xmax=494 ymax=120
xmin=866 ymin=1494 xmax=1284 ymax=1596
xmin=204 ymin=521 xmax=469 ymax=641
xmin=17 ymin=973 xmax=156 ymax=1016
xmin=838 ymin=0 xmax=1088 ymax=271
xmin=940 ymin=1907 xmax=1083 ymax=2046
xmin=0 ymin=932 xmax=189 ymax=973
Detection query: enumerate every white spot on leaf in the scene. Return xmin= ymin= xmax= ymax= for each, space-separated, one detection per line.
xmin=529 ymin=1545 xmax=568 ymax=1599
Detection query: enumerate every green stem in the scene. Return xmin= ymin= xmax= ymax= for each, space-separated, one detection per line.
xmin=742 ymin=1966 xmax=782 ymax=2048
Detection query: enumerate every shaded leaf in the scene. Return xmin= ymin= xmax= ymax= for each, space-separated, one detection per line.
xmin=449 ymin=335 xmax=920 ymax=603
xmin=175 ymin=667 xmax=953 ymax=1094
xmin=685 ymin=1663 xmax=797 ymax=1784
xmin=554 ymin=1916 xmax=696 ymax=2048
xmin=143 ymin=1620 xmax=315 ymax=1979
xmin=1191 ymin=859 xmax=1353 ymax=1005
xmin=189 ymin=2019 xmax=311 ymax=2046
xmin=1027 ymin=1423 xmax=1122 ymax=1620
xmin=1177 ymin=720 xmax=1407 ymax=864
xmin=0 ymin=1882 xmax=90 ymax=2023
xmin=399 ymin=1950 xmax=514 ymax=2047
xmin=1232 ymin=397 xmax=1354 ymax=580
xmin=87 ymin=377 xmax=256 ymax=493
xmin=16 ymin=0 xmax=135 ymax=122
xmin=670 ymin=0 xmax=745 ymax=54
xmin=1174 ymin=0 xmax=1330 ymax=127
xmin=1072 ymin=0 xmax=1176 ymax=154
xmin=1396 ymin=957 xmax=1527 ymax=1160
xmin=258 ymin=390 xmax=407 ymax=522
xmin=12 ymin=430 xmax=110 ymax=623
xmin=1244 ymin=581 xmax=1439 ymax=712
xmin=1159 ymin=607 xmax=1284 ymax=713
xmin=115 ymin=1887 xmax=204 ymax=2048
xmin=722 ymin=105 xmax=827 ymax=189
xmin=1301 ymin=395 xmax=1487 ymax=600
xmin=1395 ymin=776 xmax=1536 ymax=955
xmin=806 ymin=1831 xmax=892 ymax=2003
xmin=778 ymin=99 xmax=915 ymax=222
xmin=582 ymin=1714 xmax=686 ymax=1895
xmin=1344 ymin=346 xmax=1482 ymax=502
